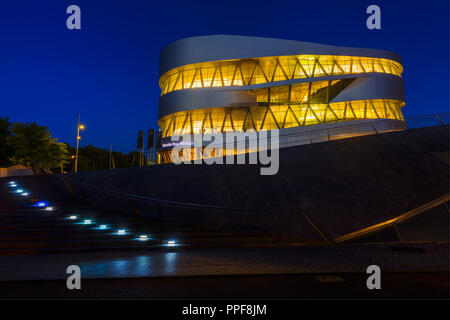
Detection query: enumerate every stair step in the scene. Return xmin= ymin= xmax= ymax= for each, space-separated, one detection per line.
xmin=0 ymin=176 xmax=277 ymax=255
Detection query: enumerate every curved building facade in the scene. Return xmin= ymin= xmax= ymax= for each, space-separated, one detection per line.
xmin=158 ymin=35 xmax=406 ymax=163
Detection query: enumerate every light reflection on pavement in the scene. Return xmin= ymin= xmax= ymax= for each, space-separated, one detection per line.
xmin=0 ymin=244 xmax=447 ymax=281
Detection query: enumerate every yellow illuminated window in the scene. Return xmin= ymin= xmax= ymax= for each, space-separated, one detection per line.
xmin=158 ymin=98 xmax=405 ymax=139
xmin=159 ymin=55 xmax=403 ymax=95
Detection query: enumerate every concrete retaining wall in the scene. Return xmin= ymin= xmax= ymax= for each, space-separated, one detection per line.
xmin=64 ymin=125 xmax=449 ymax=240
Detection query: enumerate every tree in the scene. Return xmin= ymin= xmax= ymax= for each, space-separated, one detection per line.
xmin=8 ymin=122 xmax=69 ymax=174
xmin=0 ymin=117 xmax=14 ymax=167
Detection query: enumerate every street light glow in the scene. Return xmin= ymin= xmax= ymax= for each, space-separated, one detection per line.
xmin=75 ymin=115 xmax=86 ymax=173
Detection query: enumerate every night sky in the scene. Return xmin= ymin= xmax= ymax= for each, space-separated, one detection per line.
xmin=1 ymin=0 xmax=448 ymax=152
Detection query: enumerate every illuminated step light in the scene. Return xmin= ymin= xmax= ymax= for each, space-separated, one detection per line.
xmin=68 ymin=215 xmax=78 ymax=220
xmin=83 ymin=219 xmax=92 ymax=225
xmin=9 ymin=181 xmax=16 ymax=184
xmin=44 ymin=206 xmax=54 ymax=211
xmin=138 ymin=235 xmax=149 ymax=241
xmin=116 ymin=229 xmax=126 ymax=235
xmin=167 ymin=240 xmax=176 ymax=247
xmin=16 ymin=189 xmax=24 ymax=193
xmin=34 ymin=201 xmax=49 ymax=207
xmin=10 ymin=184 xmax=17 ymax=187
xmin=21 ymin=192 xmax=29 ymax=196
xmin=97 ymin=224 xmax=109 ymax=230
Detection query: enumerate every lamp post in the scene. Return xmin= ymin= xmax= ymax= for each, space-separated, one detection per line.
xmin=74 ymin=114 xmax=85 ymax=173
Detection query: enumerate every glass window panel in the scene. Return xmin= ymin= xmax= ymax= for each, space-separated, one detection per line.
xmin=160 ymin=55 xmax=403 ymax=95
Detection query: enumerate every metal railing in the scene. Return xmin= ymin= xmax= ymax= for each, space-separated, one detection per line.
xmin=159 ymin=113 xmax=449 ymax=158
xmin=59 ymin=175 xmax=330 ymax=242
xmin=57 ymin=114 xmax=449 ymax=242
xmin=283 ymin=113 xmax=448 ymax=137
xmin=59 ymin=174 xmax=449 ymax=244
xmin=333 ymin=193 xmax=450 ymax=243
xmin=270 ymin=113 xmax=448 ymax=148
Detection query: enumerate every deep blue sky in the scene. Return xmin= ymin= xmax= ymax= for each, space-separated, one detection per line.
xmin=1 ymin=0 xmax=448 ymax=152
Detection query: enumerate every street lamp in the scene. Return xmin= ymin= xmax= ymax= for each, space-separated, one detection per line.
xmin=74 ymin=114 xmax=85 ymax=173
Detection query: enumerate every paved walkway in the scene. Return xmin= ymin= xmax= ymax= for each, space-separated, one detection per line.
xmin=0 ymin=243 xmax=447 ymax=281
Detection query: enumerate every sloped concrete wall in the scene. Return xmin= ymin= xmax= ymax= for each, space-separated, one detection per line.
xmin=66 ymin=125 xmax=449 ymax=240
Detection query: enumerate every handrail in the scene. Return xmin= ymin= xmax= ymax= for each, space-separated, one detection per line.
xmin=65 ymin=176 xmax=308 ymax=215
xmin=60 ymin=114 xmax=449 ymax=242
xmin=333 ymin=193 xmax=450 ymax=243
xmin=64 ymin=178 xmax=450 ymax=244
xmin=62 ymin=176 xmax=330 ymax=241
xmin=166 ymin=113 xmax=449 ymax=149
xmin=265 ymin=112 xmax=449 ymax=139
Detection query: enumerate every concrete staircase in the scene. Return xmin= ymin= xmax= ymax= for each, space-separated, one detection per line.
xmin=0 ymin=176 xmax=283 ymax=255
